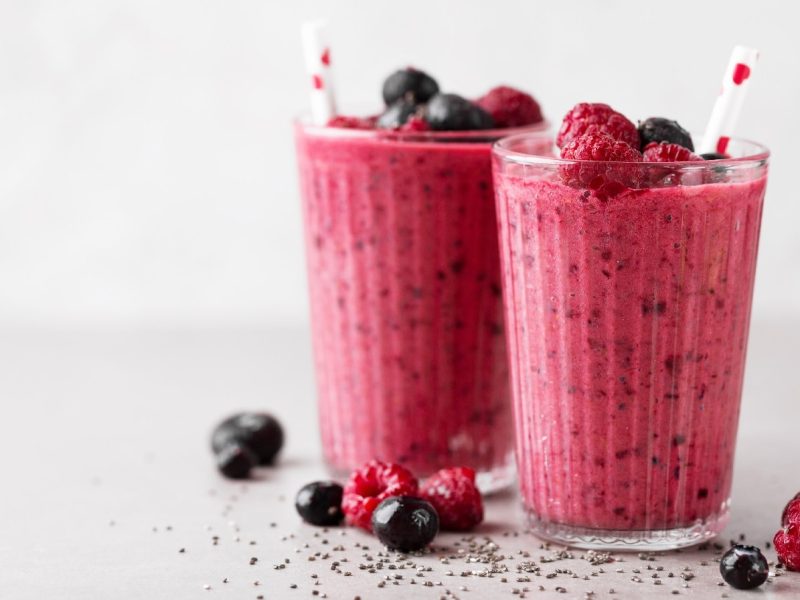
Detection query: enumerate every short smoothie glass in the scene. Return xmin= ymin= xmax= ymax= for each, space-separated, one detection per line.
xmin=295 ymin=122 xmax=549 ymax=490
xmin=492 ymin=134 xmax=768 ymax=547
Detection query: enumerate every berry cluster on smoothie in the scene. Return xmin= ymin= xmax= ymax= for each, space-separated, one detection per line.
xmin=327 ymin=66 xmax=544 ymax=131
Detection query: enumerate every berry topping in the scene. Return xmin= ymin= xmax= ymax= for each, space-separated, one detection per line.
xmin=342 ymin=461 xmax=418 ymax=530
xmin=326 ymin=115 xmax=376 ymax=130
xmin=475 ymin=85 xmax=543 ymax=128
xmin=371 ymin=496 xmax=439 ymax=552
xmin=719 ymin=545 xmax=769 ymax=589
xmin=775 ymin=522 xmax=800 ymax=571
xmin=382 ymin=67 xmax=439 ymax=105
xmin=642 ymin=142 xmax=702 ymax=162
xmin=782 ymin=492 xmax=800 ymax=526
xmin=215 ymin=443 xmax=257 ymax=480
xmin=638 ymin=117 xmax=694 ymax=151
xmin=560 ymin=133 xmax=643 ymax=191
xmin=400 ymin=115 xmax=431 ymax=132
xmin=211 ymin=412 xmax=284 ymax=466
xmin=295 ymin=481 xmax=345 ymax=526
xmin=419 ymin=467 xmax=483 ymax=531
xmin=425 ymin=93 xmax=495 ymax=131
xmin=557 ymin=103 xmax=639 ymax=149
xmin=562 ymin=132 xmax=643 ymax=162
xmin=701 ymin=152 xmax=728 ymax=160
xmin=377 ymin=99 xmax=421 ymax=129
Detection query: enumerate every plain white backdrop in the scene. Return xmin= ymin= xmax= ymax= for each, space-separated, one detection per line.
xmin=1 ymin=0 xmax=798 ymax=327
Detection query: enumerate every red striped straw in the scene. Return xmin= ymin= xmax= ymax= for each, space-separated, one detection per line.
xmin=302 ymin=20 xmax=337 ymax=125
xmin=699 ymin=45 xmax=759 ymax=155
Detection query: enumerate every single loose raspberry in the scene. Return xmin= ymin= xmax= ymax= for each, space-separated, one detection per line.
xmin=419 ymin=467 xmax=483 ymax=531
xmin=774 ymin=522 xmax=800 ymax=571
xmin=642 ymin=142 xmax=702 ymax=162
xmin=557 ymin=102 xmax=639 ymax=149
xmin=782 ymin=493 xmax=800 ymax=526
xmin=326 ymin=115 xmax=376 ymax=130
xmin=560 ymin=132 xmax=643 ymax=192
xmin=475 ymin=86 xmax=543 ymax=128
xmin=342 ymin=461 xmax=418 ymax=531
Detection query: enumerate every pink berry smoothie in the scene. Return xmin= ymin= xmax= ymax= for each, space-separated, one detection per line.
xmin=493 ymin=136 xmax=768 ymax=547
xmin=295 ymin=124 xmax=544 ymax=487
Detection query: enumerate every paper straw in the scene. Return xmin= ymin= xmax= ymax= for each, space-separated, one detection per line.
xmin=302 ymin=20 xmax=337 ymax=125
xmin=699 ymin=45 xmax=759 ymax=155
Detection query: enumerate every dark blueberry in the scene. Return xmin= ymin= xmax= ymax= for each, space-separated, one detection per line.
xmin=719 ymin=545 xmax=769 ymax=589
xmin=638 ymin=117 xmax=694 ymax=151
xmin=382 ymin=67 xmax=439 ymax=105
xmin=377 ymin=99 xmax=420 ymax=129
xmin=295 ymin=481 xmax=344 ymax=526
xmin=211 ymin=412 xmax=284 ymax=465
xmin=215 ymin=443 xmax=257 ymax=479
xmin=424 ymin=93 xmax=495 ymax=131
xmin=371 ymin=496 xmax=439 ymax=552
xmin=701 ymin=152 xmax=727 ymax=160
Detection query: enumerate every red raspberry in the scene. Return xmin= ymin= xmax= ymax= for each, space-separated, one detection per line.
xmin=326 ymin=115 xmax=376 ymax=130
xmin=782 ymin=493 xmax=800 ymax=526
xmin=475 ymin=86 xmax=543 ymax=128
xmin=557 ymin=102 xmax=639 ymax=149
xmin=342 ymin=461 xmax=418 ymax=531
xmin=399 ymin=116 xmax=431 ymax=132
xmin=560 ymin=132 xmax=643 ymax=193
xmin=774 ymin=522 xmax=800 ymax=571
xmin=642 ymin=142 xmax=702 ymax=162
xmin=419 ymin=467 xmax=483 ymax=531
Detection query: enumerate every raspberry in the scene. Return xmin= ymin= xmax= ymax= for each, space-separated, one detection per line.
xmin=557 ymin=103 xmax=639 ymax=149
xmin=774 ymin=522 xmax=800 ymax=571
xmin=559 ymin=132 xmax=643 ymax=193
xmin=475 ymin=86 xmax=543 ymax=128
xmin=326 ymin=115 xmax=376 ymax=130
xmin=782 ymin=493 xmax=800 ymax=526
xmin=399 ymin=115 xmax=431 ymax=132
xmin=342 ymin=461 xmax=418 ymax=531
xmin=419 ymin=467 xmax=483 ymax=531
xmin=642 ymin=142 xmax=702 ymax=162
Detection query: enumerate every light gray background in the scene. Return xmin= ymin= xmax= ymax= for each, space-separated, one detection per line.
xmin=1 ymin=0 xmax=797 ymax=327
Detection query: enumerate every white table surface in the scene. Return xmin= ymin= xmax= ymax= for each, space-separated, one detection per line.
xmin=1 ymin=318 xmax=798 ymax=599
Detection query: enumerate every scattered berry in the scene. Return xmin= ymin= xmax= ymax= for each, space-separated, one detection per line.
xmin=342 ymin=461 xmax=418 ymax=530
xmin=719 ymin=545 xmax=769 ymax=589
xmin=782 ymin=492 xmax=800 ymax=526
xmin=557 ymin=103 xmax=639 ymax=149
xmin=326 ymin=115 xmax=376 ymax=129
xmin=560 ymin=132 xmax=643 ymax=191
xmin=211 ymin=413 xmax=284 ymax=466
xmin=371 ymin=496 xmax=439 ymax=552
xmin=701 ymin=152 xmax=728 ymax=160
xmin=475 ymin=85 xmax=543 ymax=128
xmin=642 ymin=142 xmax=702 ymax=162
xmin=215 ymin=443 xmax=257 ymax=479
xmin=420 ymin=467 xmax=483 ymax=531
xmin=425 ymin=93 xmax=495 ymax=131
xmin=377 ymin=99 xmax=420 ymax=129
xmin=637 ymin=117 xmax=694 ymax=151
xmin=382 ymin=67 xmax=439 ymax=105
xmin=295 ymin=481 xmax=345 ymax=526
xmin=774 ymin=522 xmax=800 ymax=571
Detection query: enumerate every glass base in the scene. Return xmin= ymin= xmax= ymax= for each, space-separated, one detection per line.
xmin=525 ymin=506 xmax=729 ymax=551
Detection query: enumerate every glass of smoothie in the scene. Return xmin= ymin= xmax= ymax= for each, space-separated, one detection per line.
xmin=295 ymin=68 xmax=549 ymax=490
xmin=492 ymin=116 xmax=769 ymax=547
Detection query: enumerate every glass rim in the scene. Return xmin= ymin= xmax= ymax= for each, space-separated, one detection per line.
xmin=493 ymin=132 xmax=770 ymax=168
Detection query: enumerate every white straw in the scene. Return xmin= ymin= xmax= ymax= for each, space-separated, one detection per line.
xmin=301 ymin=20 xmax=337 ymax=125
xmin=699 ymin=45 xmax=759 ymax=155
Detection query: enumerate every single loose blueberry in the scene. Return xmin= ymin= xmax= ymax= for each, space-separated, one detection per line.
xmin=638 ymin=117 xmax=694 ymax=151
xmin=216 ymin=443 xmax=257 ymax=479
xmin=425 ymin=94 xmax=495 ymax=131
xmin=719 ymin=545 xmax=769 ymax=589
xmin=382 ymin=67 xmax=439 ymax=105
xmin=211 ymin=412 xmax=284 ymax=465
xmin=295 ymin=481 xmax=345 ymax=526
xmin=371 ymin=496 xmax=439 ymax=552
xmin=377 ymin=99 xmax=420 ymax=129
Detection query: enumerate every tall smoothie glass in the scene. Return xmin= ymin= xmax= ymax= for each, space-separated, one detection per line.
xmin=492 ymin=134 xmax=768 ymax=547
xmin=295 ymin=122 xmax=548 ymax=490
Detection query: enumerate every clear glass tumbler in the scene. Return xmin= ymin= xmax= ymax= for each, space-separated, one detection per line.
xmin=492 ymin=134 xmax=769 ymax=547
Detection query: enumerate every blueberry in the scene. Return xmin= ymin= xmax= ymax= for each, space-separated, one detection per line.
xmin=216 ymin=443 xmax=257 ymax=479
xmin=701 ymin=152 xmax=727 ymax=160
xmin=295 ymin=481 xmax=345 ymax=526
xmin=425 ymin=94 xmax=495 ymax=131
xmin=211 ymin=412 xmax=284 ymax=466
xmin=377 ymin=99 xmax=420 ymax=129
xmin=382 ymin=67 xmax=439 ymax=105
xmin=638 ymin=117 xmax=694 ymax=151
xmin=371 ymin=496 xmax=439 ymax=552
xmin=719 ymin=545 xmax=769 ymax=589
